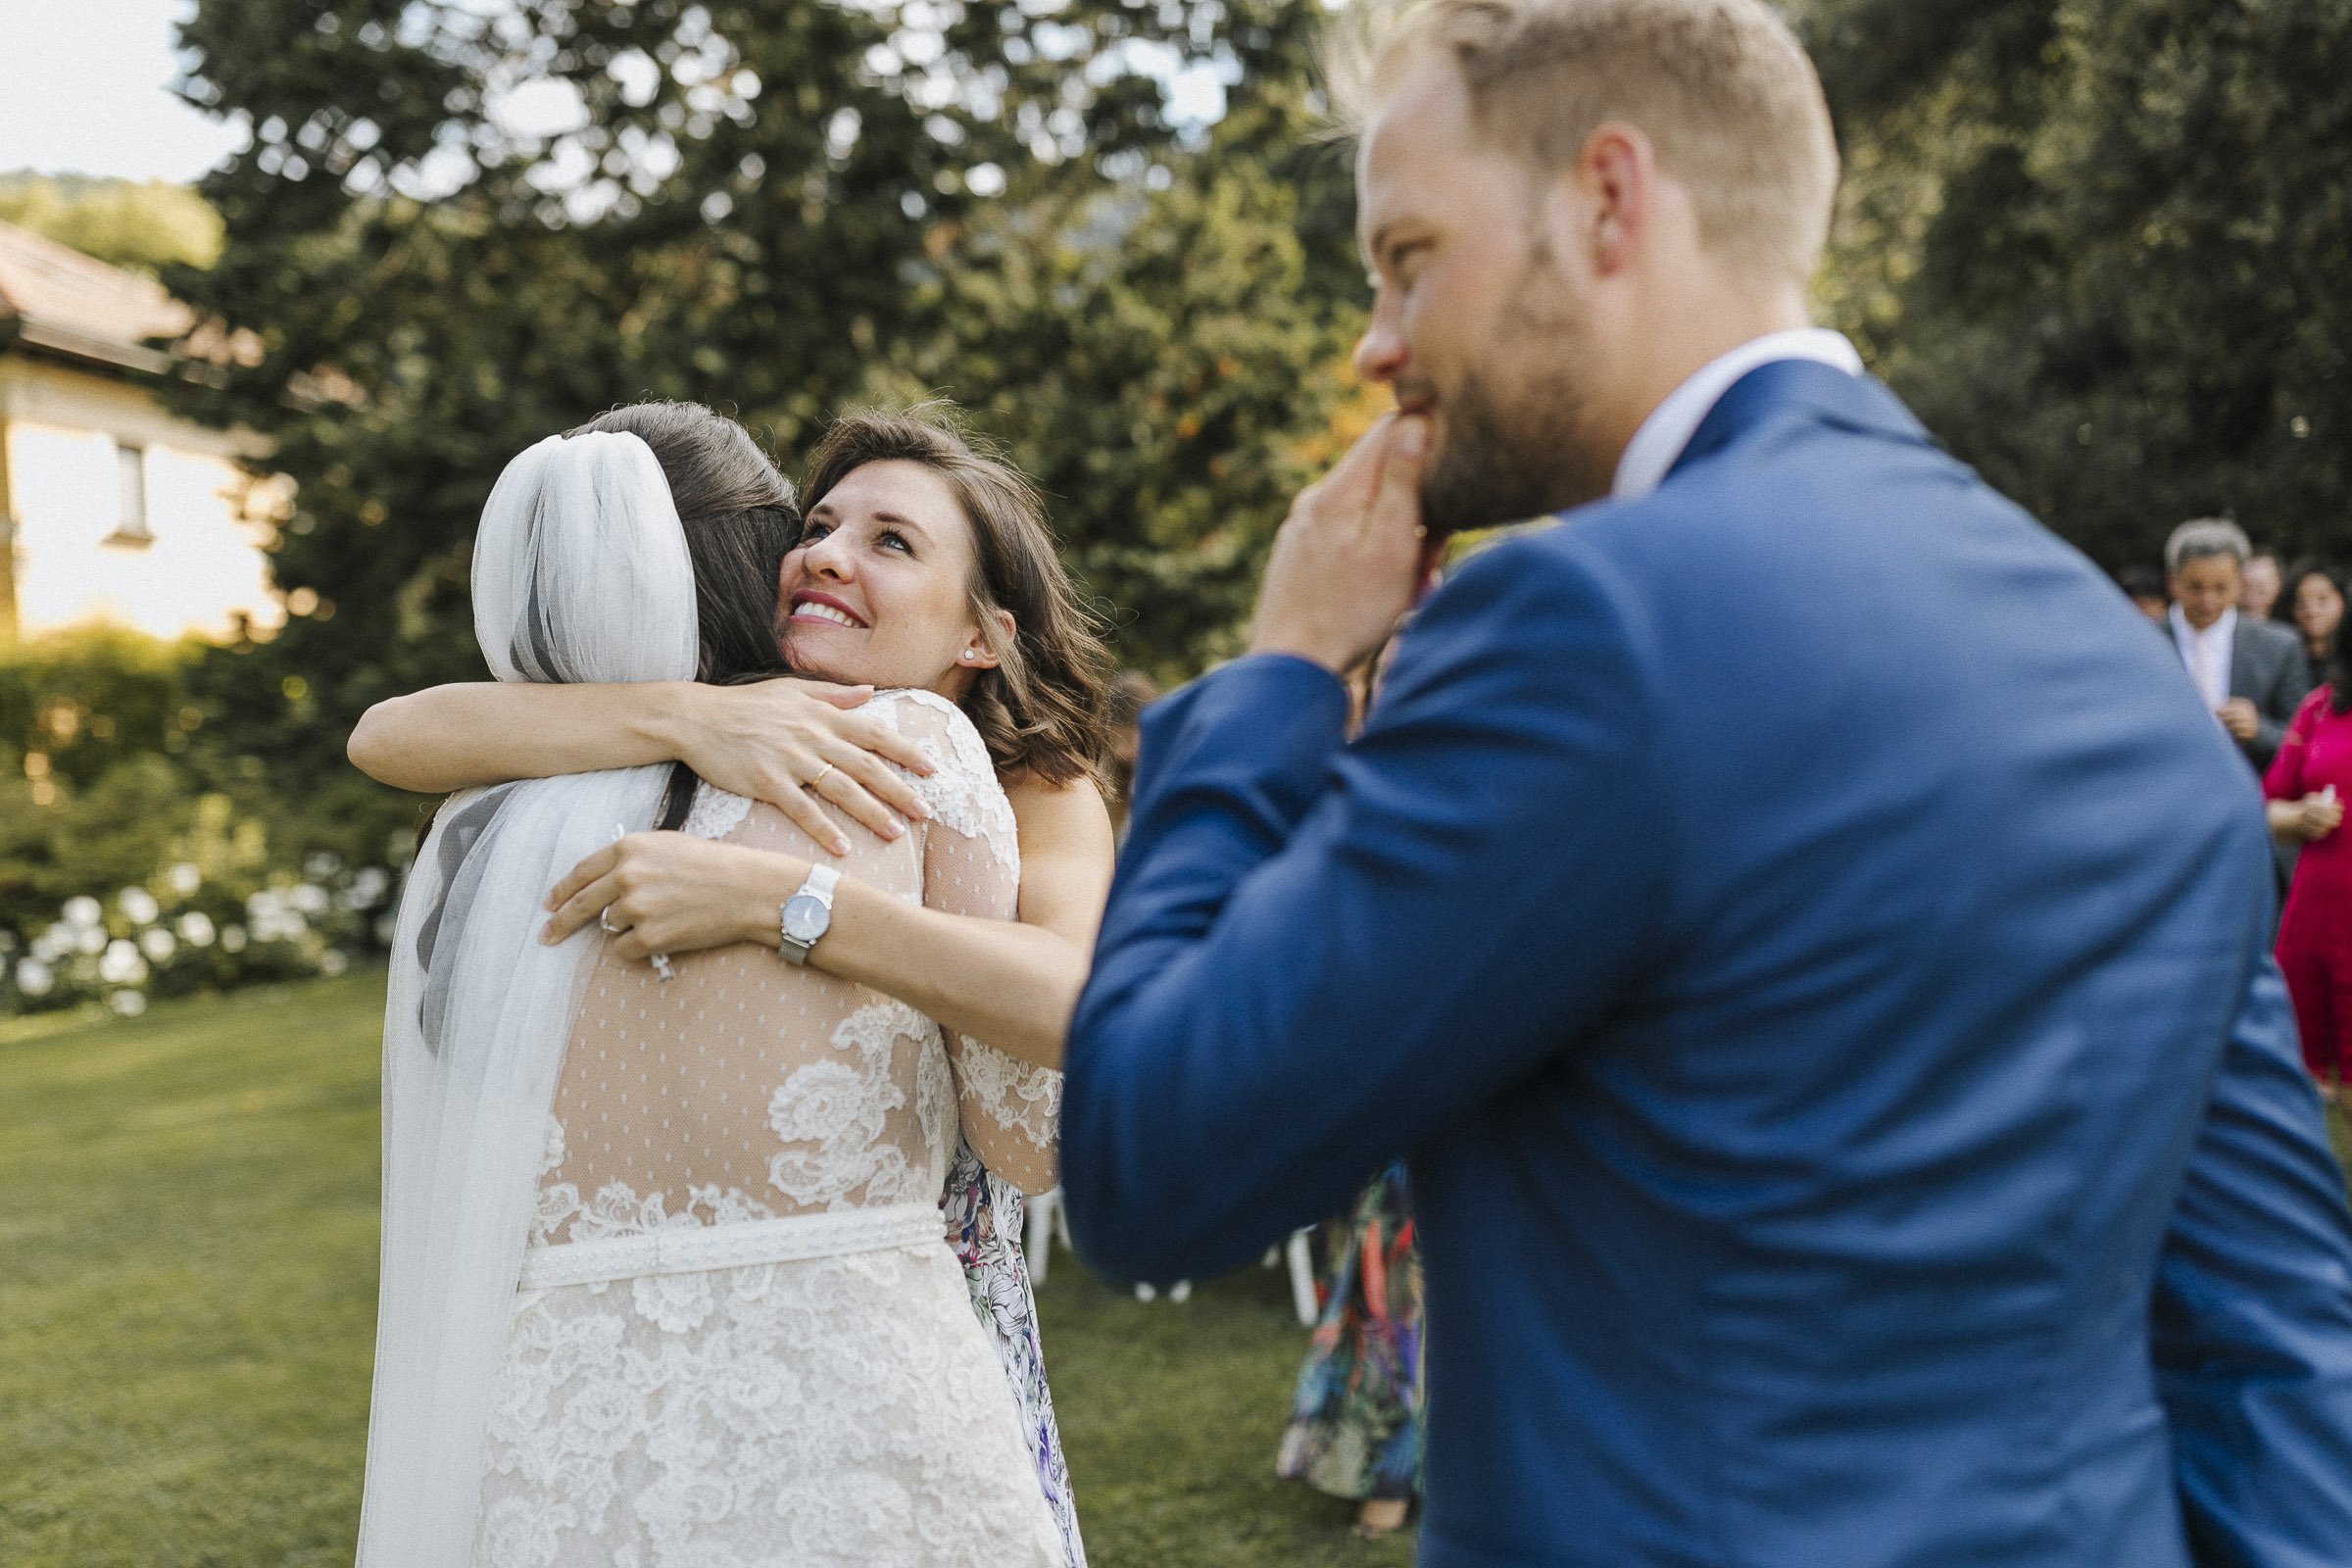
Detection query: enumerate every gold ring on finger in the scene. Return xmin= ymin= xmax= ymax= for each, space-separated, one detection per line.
xmin=807 ymin=762 xmax=836 ymax=791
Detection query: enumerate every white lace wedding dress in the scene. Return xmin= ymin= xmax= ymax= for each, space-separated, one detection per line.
xmin=471 ymin=689 xmax=1065 ymax=1568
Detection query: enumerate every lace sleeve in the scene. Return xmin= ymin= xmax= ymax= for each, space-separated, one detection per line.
xmin=872 ymin=690 xmax=1062 ymax=1195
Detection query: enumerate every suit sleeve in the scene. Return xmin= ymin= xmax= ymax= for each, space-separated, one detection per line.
xmin=2253 ymin=638 xmax=2315 ymax=766
xmin=2154 ymin=956 xmax=2352 ymax=1567
xmin=1061 ymin=537 xmax=1669 ymax=1281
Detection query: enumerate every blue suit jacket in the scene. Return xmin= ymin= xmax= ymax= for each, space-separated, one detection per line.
xmin=1063 ymin=363 xmax=2352 ymax=1567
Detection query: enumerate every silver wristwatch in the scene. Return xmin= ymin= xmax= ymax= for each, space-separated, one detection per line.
xmin=777 ymin=864 xmax=840 ymax=966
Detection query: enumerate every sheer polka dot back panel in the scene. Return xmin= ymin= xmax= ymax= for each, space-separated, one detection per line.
xmin=530 ymin=690 xmax=1058 ymax=1245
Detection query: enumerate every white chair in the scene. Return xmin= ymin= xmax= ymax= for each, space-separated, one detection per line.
xmin=1284 ymin=1227 xmax=1319 ymax=1326
xmin=1024 ymin=1190 xmax=1304 ymax=1317
xmin=1022 ymin=1186 xmax=1074 ymax=1284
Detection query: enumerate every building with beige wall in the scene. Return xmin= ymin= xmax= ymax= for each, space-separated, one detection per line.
xmin=0 ymin=220 xmax=281 ymax=644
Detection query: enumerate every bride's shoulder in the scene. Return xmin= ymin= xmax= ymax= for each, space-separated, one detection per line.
xmin=865 ymin=688 xmax=987 ymax=764
xmin=866 ymin=689 xmax=1016 ymax=865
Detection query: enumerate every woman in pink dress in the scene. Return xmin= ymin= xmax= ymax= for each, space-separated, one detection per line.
xmin=2264 ymin=598 xmax=2352 ymax=1102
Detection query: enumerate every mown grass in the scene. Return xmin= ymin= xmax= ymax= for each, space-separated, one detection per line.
xmin=0 ymin=979 xmax=380 ymax=1567
xmin=0 ymin=975 xmax=1408 ymax=1568
xmin=4 ymin=975 xmax=2346 ymax=1567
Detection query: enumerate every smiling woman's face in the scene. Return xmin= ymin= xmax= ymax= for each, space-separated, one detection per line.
xmin=777 ymin=459 xmax=995 ymax=697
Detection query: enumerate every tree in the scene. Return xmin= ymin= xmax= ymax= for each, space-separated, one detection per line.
xmin=873 ymin=16 xmax=1365 ymax=682
xmin=885 ymin=166 xmax=1359 ymax=682
xmin=161 ymin=0 xmax=1361 ymax=783
xmin=1800 ymin=0 xmax=2352 ymax=569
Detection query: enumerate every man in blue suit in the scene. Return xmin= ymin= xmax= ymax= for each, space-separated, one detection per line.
xmin=1060 ymin=1 xmax=2352 ymax=1563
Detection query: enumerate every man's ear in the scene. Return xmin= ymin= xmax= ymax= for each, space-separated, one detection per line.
xmin=1566 ymin=122 xmax=1655 ymax=279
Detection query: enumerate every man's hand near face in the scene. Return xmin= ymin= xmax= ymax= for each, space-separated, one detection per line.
xmin=2219 ymin=698 xmax=2261 ymax=742
xmin=1249 ymin=412 xmax=1437 ymax=675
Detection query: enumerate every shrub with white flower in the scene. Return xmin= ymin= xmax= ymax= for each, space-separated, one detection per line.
xmin=98 ymin=940 xmax=150 ymax=987
xmin=16 ymin=957 xmax=54 ymax=998
xmin=1 ymin=851 xmax=407 ymax=1017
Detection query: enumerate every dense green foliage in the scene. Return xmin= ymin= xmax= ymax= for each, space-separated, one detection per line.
xmin=0 ymin=630 xmax=411 ymax=1014
xmin=1800 ymin=0 xmax=2352 ymax=568
xmin=0 ymin=172 xmax=225 ymax=272
xmin=129 ymin=0 xmax=2352 ymax=774
xmin=160 ymin=0 xmax=1363 ymax=773
xmin=0 ymin=974 xmax=1421 ymax=1568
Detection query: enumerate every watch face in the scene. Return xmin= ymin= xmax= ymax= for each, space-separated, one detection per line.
xmin=781 ymin=894 xmax=829 ymax=944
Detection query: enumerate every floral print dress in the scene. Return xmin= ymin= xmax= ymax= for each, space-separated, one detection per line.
xmin=946 ymin=1142 xmax=1086 ymax=1568
xmin=1276 ymin=1162 xmax=1425 ymax=1503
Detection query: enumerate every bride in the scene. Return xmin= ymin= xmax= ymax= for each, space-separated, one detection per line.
xmin=356 ymin=403 xmax=1106 ymax=1567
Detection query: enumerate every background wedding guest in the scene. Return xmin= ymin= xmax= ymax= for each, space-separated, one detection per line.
xmin=2118 ymin=564 xmax=2169 ymax=624
xmin=2285 ymin=561 xmax=2346 ymax=670
xmin=2267 ymin=602 xmax=2352 ymax=1103
xmin=2243 ymin=546 xmax=2284 ymax=621
xmin=2166 ymin=517 xmax=2311 ymax=768
xmin=1277 ymin=1161 xmax=1423 ymax=1540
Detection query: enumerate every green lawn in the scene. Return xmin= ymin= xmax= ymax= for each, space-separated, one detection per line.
xmin=0 ymin=975 xmax=1409 ymax=1567
xmin=5 ymin=977 xmax=2349 ymax=1568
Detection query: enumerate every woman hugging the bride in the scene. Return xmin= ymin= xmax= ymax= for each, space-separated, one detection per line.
xmin=347 ymin=401 xmax=1114 ymax=1568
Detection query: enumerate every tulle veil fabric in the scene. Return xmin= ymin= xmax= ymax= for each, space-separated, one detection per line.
xmin=356 ymin=431 xmax=700 ymax=1567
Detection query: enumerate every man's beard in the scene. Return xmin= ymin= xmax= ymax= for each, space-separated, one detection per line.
xmin=1418 ymin=246 xmax=1615 ymax=538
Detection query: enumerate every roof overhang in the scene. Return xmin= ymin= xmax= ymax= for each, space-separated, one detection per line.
xmin=3 ymin=314 xmax=174 ymax=376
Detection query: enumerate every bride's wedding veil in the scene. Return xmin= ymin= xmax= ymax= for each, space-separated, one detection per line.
xmin=357 ymin=431 xmax=699 ymax=1567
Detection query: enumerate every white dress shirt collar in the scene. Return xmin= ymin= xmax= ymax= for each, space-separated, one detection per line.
xmin=1611 ymin=327 xmax=1866 ymax=502
xmin=2170 ymin=603 xmax=2238 ymax=709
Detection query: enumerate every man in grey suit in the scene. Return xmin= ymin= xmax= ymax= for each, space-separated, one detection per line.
xmin=2167 ymin=517 xmax=2313 ymax=769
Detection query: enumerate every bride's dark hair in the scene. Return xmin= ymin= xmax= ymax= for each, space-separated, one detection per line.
xmin=568 ymin=401 xmax=799 ymax=828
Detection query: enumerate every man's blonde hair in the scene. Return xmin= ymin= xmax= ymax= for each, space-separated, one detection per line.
xmin=1326 ymin=0 xmax=1840 ymax=287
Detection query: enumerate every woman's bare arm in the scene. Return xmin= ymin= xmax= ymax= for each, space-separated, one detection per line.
xmin=348 ymin=678 xmax=936 ymax=852
xmin=543 ymin=774 xmax=1117 ymax=1067
xmin=350 ymin=681 xmax=698 ymax=791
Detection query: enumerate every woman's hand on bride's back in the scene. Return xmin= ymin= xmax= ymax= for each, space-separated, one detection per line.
xmin=542 ymin=832 xmax=795 ymax=958
xmin=678 ymin=679 xmax=937 ymax=856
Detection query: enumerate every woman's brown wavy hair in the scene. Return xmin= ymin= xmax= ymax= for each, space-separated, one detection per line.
xmin=799 ymin=408 xmax=1112 ymax=789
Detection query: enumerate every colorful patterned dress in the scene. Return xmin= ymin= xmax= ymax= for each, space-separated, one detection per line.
xmin=1276 ymin=1162 xmax=1425 ymax=1502
xmin=946 ymin=1141 xmax=1087 ymax=1568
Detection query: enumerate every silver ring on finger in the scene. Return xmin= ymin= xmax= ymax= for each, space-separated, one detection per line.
xmin=806 ymin=762 xmax=837 ymax=792
xmin=599 ymin=906 xmax=621 ymax=935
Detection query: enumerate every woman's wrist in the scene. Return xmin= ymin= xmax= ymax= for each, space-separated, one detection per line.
xmin=635 ymin=681 xmax=709 ymax=766
xmin=732 ymin=852 xmax=812 ymax=948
